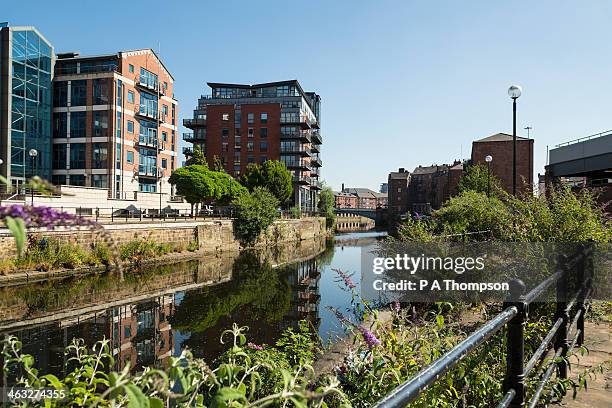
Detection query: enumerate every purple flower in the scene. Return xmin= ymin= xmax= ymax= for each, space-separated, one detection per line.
xmin=0 ymin=205 xmax=97 ymax=230
xmin=357 ymin=325 xmax=381 ymax=349
xmin=247 ymin=342 xmax=263 ymax=351
xmin=329 ymin=307 xmax=348 ymax=324
xmin=334 ymin=269 xmax=356 ymax=290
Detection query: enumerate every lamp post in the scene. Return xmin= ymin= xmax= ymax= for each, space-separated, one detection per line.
xmin=28 ymin=149 xmax=38 ymax=206
xmin=508 ymin=85 xmax=522 ymax=196
xmin=485 ymin=155 xmax=493 ymax=197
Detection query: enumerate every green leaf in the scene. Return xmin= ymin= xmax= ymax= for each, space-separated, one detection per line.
xmin=124 ymin=383 xmax=150 ymax=408
xmin=149 ymin=397 xmax=164 ymax=408
xmin=6 ymin=216 xmax=26 ymax=257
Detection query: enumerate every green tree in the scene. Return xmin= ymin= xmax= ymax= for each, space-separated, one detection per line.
xmin=186 ymin=145 xmax=207 ymax=166
xmin=233 ymin=187 xmax=280 ymax=244
xmin=212 ymin=155 xmax=225 ymax=172
xmin=457 ymin=163 xmax=502 ymax=195
xmin=317 ymin=186 xmax=336 ymax=229
xmin=240 ymin=160 xmax=293 ymax=206
xmin=169 ymin=165 xmax=248 ymax=214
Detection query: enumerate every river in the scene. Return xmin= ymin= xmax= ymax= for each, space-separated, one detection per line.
xmin=0 ymin=231 xmax=385 ymax=378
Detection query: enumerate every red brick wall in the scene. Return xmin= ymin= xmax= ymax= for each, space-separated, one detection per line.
xmin=471 ymin=139 xmax=533 ymax=195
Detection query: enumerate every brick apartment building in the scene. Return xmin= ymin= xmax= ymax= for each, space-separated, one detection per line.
xmin=471 ymin=133 xmax=533 ymax=196
xmin=334 ymin=187 xmax=387 ymax=209
xmin=183 ymin=80 xmax=322 ymax=211
xmin=52 ymin=49 xmax=179 ymax=198
xmin=408 ymin=162 xmax=463 ymax=214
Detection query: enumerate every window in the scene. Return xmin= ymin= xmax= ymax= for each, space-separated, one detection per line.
xmin=127 ymin=90 xmax=134 ymax=104
xmin=235 ymin=128 xmax=240 ymax=136
xmin=247 ymin=113 xmax=254 ymax=124
xmin=248 ymin=128 xmax=254 ymax=137
xmin=247 ymin=156 xmax=255 ymax=164
xmin=260 ymin=112 xmax=268 ymax=123
xmin=260 ymin=128 xmax=268 ymax=137
xmin=69 ymin=174 xmax=85 ymax=186
xmin=124 ymin=325 xmax=132 ymax=338
xmin=92 ymin=111 xmax=109 ymax=137
xmin=127 ymin=151 xmax=134 ymax=164
xmin=162 ymin=158 xmax=167 ymax=168
xmin=128 ymin=64 xmax=134 ymax=73
xmin=92 ymin=143 xmax=108 ymax=169
xmin=127 ymin=120 xmax=134 ymax=133
xmin=52 ymin=175 xmax=66 ymax=185
xmin=70 ymin=143 xmax=86 ymax=169
xmin=70 ymin=112 xmax=86 ymax=138
xmin=222 ymin=128 xmax=229 ymax=137
xmin=94 ymin=78 xmax=110 ymax=105
xmin=247 ymin=141 xmax=254 ymax=152
xmin=222 ymin=113 xmax=229 ymax=121
xmin=162 ymin=131 xmax=167 ymax=142
xmin=92 ymin=174 xmax=108 ymax=188
xmin=70 ymin=80 xmax=87 ymax=106
xmin=53 ymin=112 xmax=67 ymax=138
xmin=260 ymin=141 xmax=268 ymax=152
xmin=259 ymin=156 xmax=267 ymax=164
xmin=162 ymin=104 xmax=168 ymax=117
xmin=222 ymin=143 xmax=228 ymax=152
xmin=52 ymin=144 xmax=67 ymax=168
xmin=53 ymin=81 xmax=67 ymax=106
xmin=163 ymin=81 xmax=168 ymax=90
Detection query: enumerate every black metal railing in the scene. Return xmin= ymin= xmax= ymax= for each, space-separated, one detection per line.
xmin=373 ymin=245 xmax=594 ymax=408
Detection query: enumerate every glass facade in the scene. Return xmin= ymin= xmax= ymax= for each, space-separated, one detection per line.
xmin=7 ymin=28 xmax=53 ymax=185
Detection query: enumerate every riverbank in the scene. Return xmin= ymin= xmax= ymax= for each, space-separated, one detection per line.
xmin=0 ymin=217 xmax=328 ymax=285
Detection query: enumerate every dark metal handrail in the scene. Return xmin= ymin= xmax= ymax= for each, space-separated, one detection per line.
xmin=374 ymin=244 xmax=595 ymax=408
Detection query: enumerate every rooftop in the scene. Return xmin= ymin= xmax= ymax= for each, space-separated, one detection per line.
xmin=474 ymin=133 xmax=530 ymax=143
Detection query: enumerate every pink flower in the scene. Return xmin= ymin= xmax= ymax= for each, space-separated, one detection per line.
xmin=333 ymin=269 xmax=356 ymax=290
xmin=247 ymin=342 xmax=263 ymax=351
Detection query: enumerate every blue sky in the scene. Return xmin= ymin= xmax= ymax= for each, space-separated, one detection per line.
xmin=4 ymin=0 xmax=612 ymax=191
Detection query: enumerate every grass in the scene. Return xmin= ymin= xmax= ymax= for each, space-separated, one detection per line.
xmin=0 ymin=236 xmax=198 ymax=274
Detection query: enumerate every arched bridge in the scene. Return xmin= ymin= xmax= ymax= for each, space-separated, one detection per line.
xmin=335 ymin=208 xmax=387 ymax=224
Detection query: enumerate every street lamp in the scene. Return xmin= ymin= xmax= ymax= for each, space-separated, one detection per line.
xmin=28 ymin=149 xmax=38 ymax=206
xmin=485 ymin=155 xmax=493 ymax=197
xmin=508 ymin=85 xmax=522 ymax=196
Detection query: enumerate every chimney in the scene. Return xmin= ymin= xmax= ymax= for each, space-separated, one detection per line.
xmin=341 ymin=183 xmax=345 ymax=192
xmin=399 ymin=168 xmax=405 ymax=173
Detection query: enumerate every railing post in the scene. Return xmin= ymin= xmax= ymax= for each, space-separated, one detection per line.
xmin=577 ymin=245 xmax=586 ymax=346
xmin=111 ymin=207 xmax=114 ymax=222
xmin=555 ymin=254 xmax=570 ymax=380
xmin=139 ymin=208 xmax=142 ymax=222
xmin=503 ymin=279 xmax=527 ymax=408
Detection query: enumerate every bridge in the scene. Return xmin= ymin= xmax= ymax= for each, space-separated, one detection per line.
xmin=547 ymin=130 xmax=612 ymax=181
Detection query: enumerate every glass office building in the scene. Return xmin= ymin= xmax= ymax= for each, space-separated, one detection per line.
xmin=0 ymin=24 xmax=54 ymax=189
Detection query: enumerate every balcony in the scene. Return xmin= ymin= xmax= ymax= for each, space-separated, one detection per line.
xmin=293 ymin=174 xmax=312 ymax=185
xmin=311 ymin=180 xmax=323 ymax=190
xmin=284 ymin=160 xmax=312 ymax=171
xmin=281 ymin=145 xmax=311 ymax=156
xmin=281 ymin=130 xmax=311 ymax=143
xmin=135 ymin=104 xmax=160 ymax=121
xmin=281 ymin=114 xmax=313 ymax=129
xmin=183 ymin=147 xmax=193 ymax=156
xmin=311 ymin=131 xmax=322 ymax=144
xmin=183 ymin=132 xmax=206 ymax=143
xmin=311 ymin=155 xmax=322 ymax=167
xmin=183 ymin=118 xmax=207 ymax=129
xmin=137 ymin=133 xmax=158 ymax=148
xmin=135 ymin=75 xmax=159 ymax=92
xmin=137 ymin=165 xmax=157 ymax=178
xmin=311 ymin=144 xmax=320 ymax=153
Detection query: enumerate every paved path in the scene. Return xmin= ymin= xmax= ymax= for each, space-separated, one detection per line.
xmin=561 ymin=321 xmax=611 ymax=407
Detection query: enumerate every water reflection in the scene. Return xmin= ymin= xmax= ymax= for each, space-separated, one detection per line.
xmin=1 ymin=232 xmax=386 ymax=380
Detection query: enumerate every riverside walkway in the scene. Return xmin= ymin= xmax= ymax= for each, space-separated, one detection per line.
xmin=563 ymin=320 xmax=611 ymax=407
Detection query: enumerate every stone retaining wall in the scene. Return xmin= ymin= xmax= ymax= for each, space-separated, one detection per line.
xmin=0 ymin=217 xmax=327 ymax=260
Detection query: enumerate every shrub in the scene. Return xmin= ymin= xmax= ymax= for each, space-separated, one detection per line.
xmin=318 ymin=186 xmax=336 ymax=229
xmin=187 ymin=239 xmax=199 ymax=252
xmin=233 ymin=187 xmax=280 ymax=244
xmin=288 ymin=206 xmax=302 ymax=219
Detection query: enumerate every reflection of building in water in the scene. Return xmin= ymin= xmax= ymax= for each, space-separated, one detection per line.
xmin=108 ymin=295 xmax=175 ymax=372
xmin=284 ymin=257 xmax=321 ymax=330
xmin=5 ymin=295 xmax=177 ymax=381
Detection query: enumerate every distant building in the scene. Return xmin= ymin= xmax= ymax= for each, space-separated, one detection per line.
xmin=379 ymin=183 xmax=388 ymax=193
xmin=0 ymin=24 xmax=55 ymax=188
xmin=183 ymin=80 xmax=322 ymax=211
xmin=334 ymin=187 xmax=387 ymax=209
xmin=387 ymin=168 xmax=411 ymax=227
xmin=408 ymin=162 xmax=462 ymax=214
xmin=471 ymin=133 xmax=533 ymax=195
xmin=334 ymin=191 xmax=357 ymax=208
